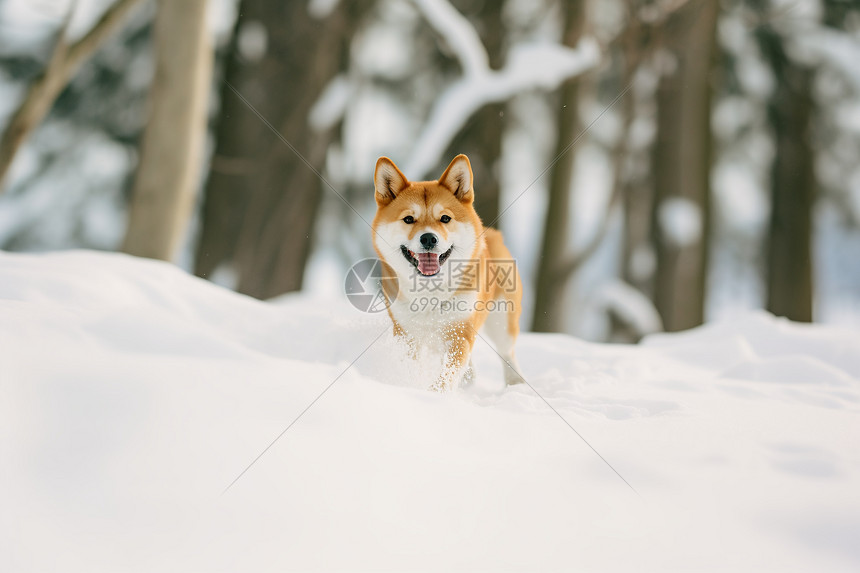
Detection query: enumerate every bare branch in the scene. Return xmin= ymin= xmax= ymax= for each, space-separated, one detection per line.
xmin=0 ymin=5 xmax=73 ymax=188
xmin=64 ymin=0 xmax=144 ymax=80
xmin=0 ymin=0 xmax=144 ymax=191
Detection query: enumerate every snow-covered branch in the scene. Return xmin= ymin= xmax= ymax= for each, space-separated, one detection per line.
xmin=405 ymin=0 xmax=600 ymax=178
xmin=593 ymin=280 xmax=663 ymax=337
xmin=412 ymin=0 xmax=489 ymax=77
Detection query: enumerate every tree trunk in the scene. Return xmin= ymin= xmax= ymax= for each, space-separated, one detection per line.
xmin=614 ymin=25 xmax=655 ymax=341
xmin=122 ymin=0 xmax=211 ymax=260
xmin=444 ymin=0 xmax=505 ymax=225
xmin=194 ymin=1 xmax=366 ymax=299
xmin=650 ymin=0 xmax=718 ymax=332
xmin=760 ymin=30 xmax=815 ymax=321
xmin=618 ymin=17 xmax=654 ymax=302
xmin=531 ymin=0 xmax=586 ymax=333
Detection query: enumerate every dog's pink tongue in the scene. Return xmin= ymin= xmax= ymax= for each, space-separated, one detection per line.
xmin=417 ymin=252 xmax=440 ymax=275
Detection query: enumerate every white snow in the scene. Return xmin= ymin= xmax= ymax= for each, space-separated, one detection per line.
xmin=308 ymin=0 xmax=341 ymax=20
xmin=0 ymin=129 xmax=130 ymax=250
xmin=658 ymin=196 xmax=703 ymax=248
xmin=0 ymin=0 xmax=111 ymax=50
xmin=713 ymin=161 xmax=769 ymax=237
xmin=2 ymin=250 xmax=860 ymax=572
xmin=237 ymin=20 xmax=268 ymax=63
xmin=799 ymin=29 xmax=860 ymax=92
xmin=309 ymin=74 xmax=353 ymax=132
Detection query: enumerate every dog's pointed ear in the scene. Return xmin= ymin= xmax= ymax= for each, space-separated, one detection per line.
xmin=374 ymin=157 xmax=409 ymax=206
xmin=438 ymin=154 xmax=474 ymax=203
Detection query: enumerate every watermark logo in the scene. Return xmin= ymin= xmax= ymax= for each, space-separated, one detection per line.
xmin=344 ymin=258 xmax=398 ymax=313
xmin=405 ymin=258 xmax=518 ymax=294
xmin=345 ymin=258 xmax=518 ymax=313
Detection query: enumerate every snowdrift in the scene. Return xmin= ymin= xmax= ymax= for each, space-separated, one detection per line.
xmin=2 ymin=250 xmax=859 ymax=572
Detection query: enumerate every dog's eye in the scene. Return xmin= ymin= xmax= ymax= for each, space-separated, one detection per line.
xmin=440 ymin=215 xmax=451 ymax=223
xmin=403 ymin=216 xmax=415 ymax=224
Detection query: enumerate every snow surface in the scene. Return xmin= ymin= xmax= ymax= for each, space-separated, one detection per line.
xmin=3 ymin=250 xmax=860 ymax=572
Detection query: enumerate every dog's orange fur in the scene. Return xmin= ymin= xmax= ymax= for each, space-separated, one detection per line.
xmin=372 ymin=154 xmax=524 ymax=390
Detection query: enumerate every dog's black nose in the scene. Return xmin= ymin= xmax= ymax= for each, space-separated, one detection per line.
xmin=420 ymin=233 xmax=438 ymax=250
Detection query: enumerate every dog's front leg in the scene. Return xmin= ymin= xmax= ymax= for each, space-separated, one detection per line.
xmin=431 ymin=322 xmax=475 ymax=392
xmin=391 ymin=317 xmax=418 ymax=359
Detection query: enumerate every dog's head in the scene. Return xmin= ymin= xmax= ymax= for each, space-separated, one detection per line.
xmin=372 ymin=155 xmax=482 ymax=285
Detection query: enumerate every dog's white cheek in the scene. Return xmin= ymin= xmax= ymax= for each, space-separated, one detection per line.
xmin=448 ymin=222 xmax=477 ymax=256
xmin=375 ymin=221 xmax=406 ymax=253
xmin=375 ymin=221 xmax=415 ymax=281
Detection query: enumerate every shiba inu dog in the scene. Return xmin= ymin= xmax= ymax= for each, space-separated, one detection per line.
xmin=372 ymin=154 xmax=525 ymax=391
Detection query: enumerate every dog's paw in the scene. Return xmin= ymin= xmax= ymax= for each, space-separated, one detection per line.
xmin=461 ymin=365 xmax=476 ymax=387
xmin=504 ymin=368 xmax=525 ymax=386
xmin=430 ymin=370 xmax=460 ymax=392
xmin=429 ymin=379 xmax=450 ymax=392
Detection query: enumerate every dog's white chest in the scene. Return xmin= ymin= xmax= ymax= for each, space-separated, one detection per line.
xmin=389 ymin=291 xmax=477 ymax=344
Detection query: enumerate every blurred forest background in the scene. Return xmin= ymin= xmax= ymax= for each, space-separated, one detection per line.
xmin=1 ymin=0 xmax=859 ymax=342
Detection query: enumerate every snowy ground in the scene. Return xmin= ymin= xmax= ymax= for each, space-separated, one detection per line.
xmin=2 ymin=250 xmax=859 ymax=572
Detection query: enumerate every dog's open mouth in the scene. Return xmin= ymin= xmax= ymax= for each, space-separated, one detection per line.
xmin=401 ymin=245 xmax=454 ymax=276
